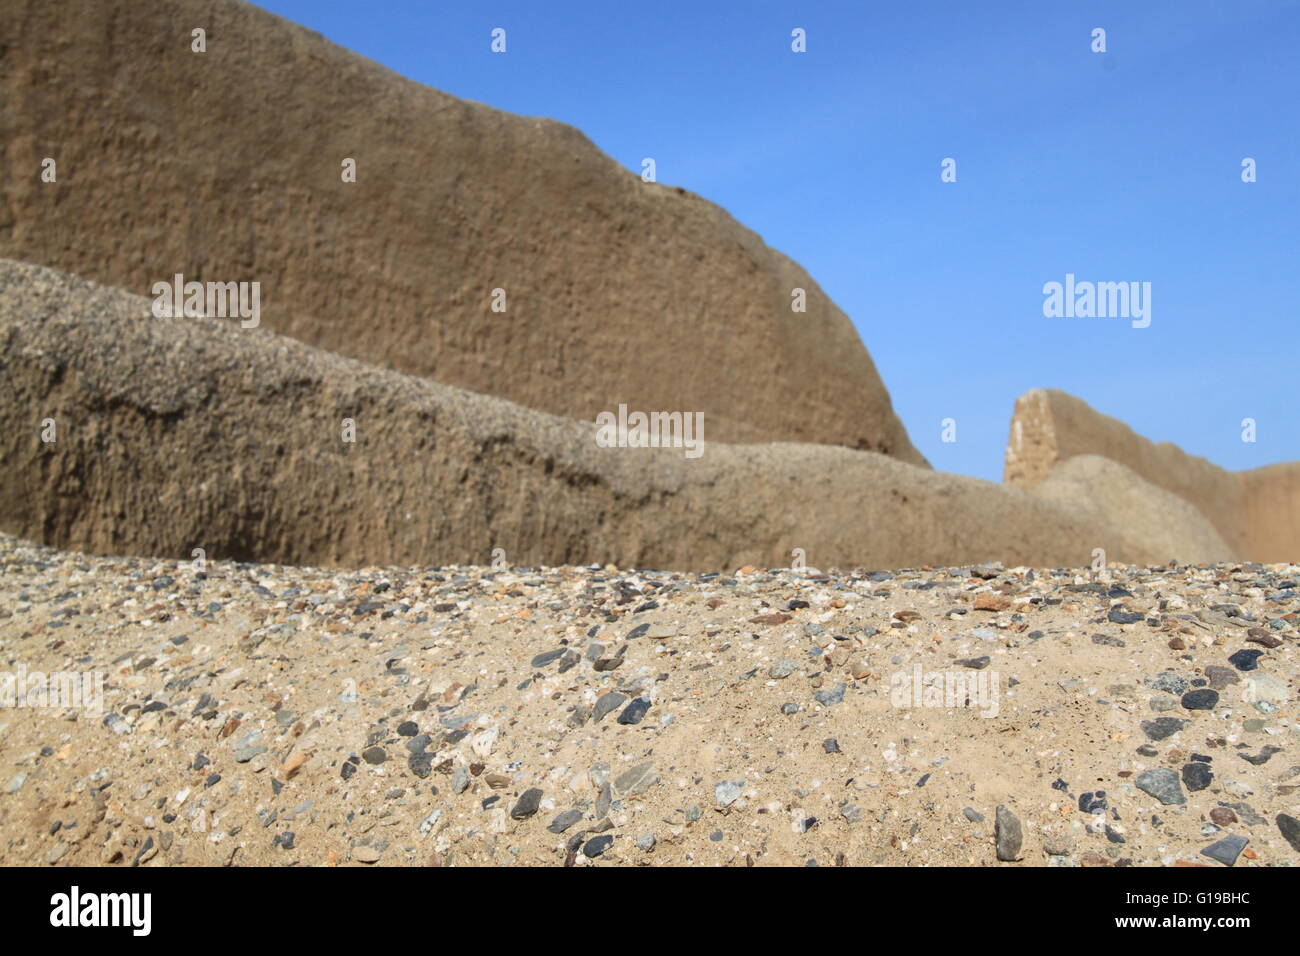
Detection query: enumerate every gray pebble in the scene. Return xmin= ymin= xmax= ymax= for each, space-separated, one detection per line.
xmin=593 ymin=692 xmax=628 ymax=722
xmin=1200 ymin=834 xmax=1248 ymax=866
xmin=813 ymin=683 xmax=845 ymax=706
xmin=1135 ymin=768 xmax=1186 ymax=805
xmin=617 ymin=697 xmax=651 ymax=725
xmin=547 ymin=809 xmax=583 ymax=833
xmin=510 ymin=787 xmax=543 ymax=820
xmin=715 ymin=780 xmax=745 ymax=807
xmin=1140 ymin=717 xmax=1186 ymax=741
xmin=995 ymin=805 xmax=1022 ymax=861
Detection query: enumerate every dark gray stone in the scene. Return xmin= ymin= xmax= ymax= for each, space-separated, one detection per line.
xmin=1141 ymin=717 xmax=1186 ymax=741
xmin=1078 ymin=791 xmax=1107 ymax=813
xmin=1181 ymin=763 xmax=1213 ymax=792
xmin=617 ymin=697 xmax=651 ymax=725
xmin=408 ymin=752 xmax=434 ymax=778
xmin=593 ymin=692 xmax=628 ymax=722
xmin=1238 ymin=746 xmax=1281 ymax=766
xmin=994 ymin=805 xmax=1022 ymax=861
xmin=1277 ymin=813 xmax=1300 ymax=853
xmin=1181 ymin=689 xmax=1219 ymax=711
xmin=1200 ymin=834 xmax=1248 ymax=866
xmin=1228 ymin=649 xmax=1264 ymax=671
xmin=510 ymin=788 xmax=543 ymax=820
xmin=1135 ymin=768 xmax=1185 ymax=805
xmin=530 ymin=648 xmax=565 ymax=668
xmin=547 ymin=809 xmax=583 ymax=834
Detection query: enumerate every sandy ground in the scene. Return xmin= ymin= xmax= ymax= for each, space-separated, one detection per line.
xmin=1 ymin=533 xmax=1297 ymax=867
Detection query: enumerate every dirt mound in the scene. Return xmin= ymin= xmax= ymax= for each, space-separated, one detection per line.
xmin=0 ymin=0 xmax=922 ymax=463
xmin=1005 ymin=388 xmax=1298 ymax=562
xmin=0 ymin=259 xmax=1231 ymax=570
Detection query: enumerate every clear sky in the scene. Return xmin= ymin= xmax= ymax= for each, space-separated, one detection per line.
xmin=253 ymin=0 xmax=1297 ymax=481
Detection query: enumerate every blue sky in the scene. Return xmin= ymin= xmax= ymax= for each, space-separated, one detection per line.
xmin=255 ymin=0 xmax=1298 ymax=481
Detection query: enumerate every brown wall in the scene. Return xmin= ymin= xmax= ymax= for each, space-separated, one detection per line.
xmin=0 ymin=0 xmax=925 ymax=465
xmin=1005 ymin=388 xmax=1298 ymax=562
xmin=0 ymin=260 xmax=1234 ymax=571
xmin=1242 ymin=463 xmax=1300 ymax=563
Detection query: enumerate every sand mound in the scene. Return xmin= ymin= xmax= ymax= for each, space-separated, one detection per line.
xmin=1005 ymin=389 xmax=1299 ymax=562
xmin=0 ymin=534 xmax=1296 ymax=867
xmin=1027 ymin=455 xmax=1236 ymax=563
xmin=0 ymin=0 xmax=922 ymax=463
xmin=0 ymin=259 xmax=1235 ymax=570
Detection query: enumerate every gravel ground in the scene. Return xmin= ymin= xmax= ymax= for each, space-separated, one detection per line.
xmin=1 ymin=532 xmax=1297 ymax=867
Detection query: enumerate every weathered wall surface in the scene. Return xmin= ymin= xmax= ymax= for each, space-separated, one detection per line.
xmin=1242 ymin=463 xmax=1300 ymax=563
xmin=0 ymin=0 xmax=924 ymax=464
xmin=1005 ymin=388 xmax=1297 ymax=562
xmin=0 ymin=260 xmax=1234 ymax=571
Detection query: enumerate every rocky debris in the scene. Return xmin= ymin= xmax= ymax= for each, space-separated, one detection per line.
xmin=0 ymin=534 xmax=1295 ymax=867
xmin=1209 ymin=807 xmax=1238 ymax=827
xmin=510 ymin=789 xmax=543 ymax=820
xmin=593 ymin=693 xmax=628 ymax=723
xmin=715 ymin=781 xmax=745 ymax=808
xmin=1181 ymin=689 xmax=1219 ymax=711
xmin=1278 ymin=814 xmax=1300 ymax=853
xmin=1229 ymin=649 xmax=1265 ymax=671
xmin=1136 ymin=769 xmax=1186 ymax=806
xmin=1141 ymin=717 xmax=1186 ymax=741
xmin=974 ymin=593 xmax=1011 ymax=612
xmin=1181 ymin=763 xmax=1213 ymax=792
xmin=548 ymin=810 xmax=583 ymax=834
xmin=613 ymin=763 xmax=658 ymax=799
xmin=617 ymin=698 xmax=651 ymax=725
xmin=1200 ymin=834 xmax=1248 ymax=866
xmin=995 ymin=805 xmax=1023 ymax=862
